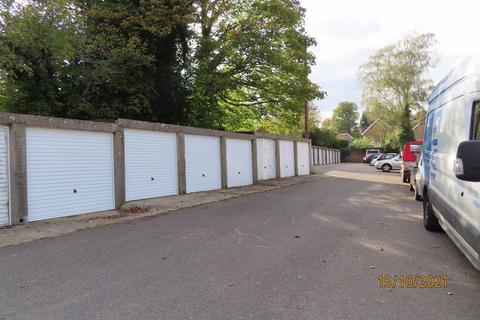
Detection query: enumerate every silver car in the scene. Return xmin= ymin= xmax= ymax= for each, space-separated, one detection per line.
xmin=370 ymin=153 xmax=398 ymax=166
xmin=375 ymin=155 xmax=402 ymax=172
xmin=410 ymin=155 xmax=424 ymax=201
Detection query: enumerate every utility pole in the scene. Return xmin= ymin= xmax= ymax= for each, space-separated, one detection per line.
xmin=304 ymin=100 xmax=309 ymax=139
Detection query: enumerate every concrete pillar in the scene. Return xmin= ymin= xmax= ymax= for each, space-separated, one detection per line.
xmin=251 ymin=139 xmax=258 ymax=184
xmin=220 ymin=136 xmax=228 ymax=188
xmin=308 ymin=141 xmax=312 ymax=174
xmin=113 ymin=126 xmax=125 ymax=208
xmin=275 ymin=139 xmax=281 ymax=178
xmin=176 ymin=132 xmax=186 ymax=194
xmin=294 ymin=141 xmax=299 ymax=176
xmin=10 ymin=124 xmax=27 ymax=224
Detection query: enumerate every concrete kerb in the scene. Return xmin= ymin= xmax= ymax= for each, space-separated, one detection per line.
xmin=0 ymin=174 xmax=323 ymax=248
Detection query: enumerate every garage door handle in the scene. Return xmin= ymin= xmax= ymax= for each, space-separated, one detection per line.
xmin=202 ymin=174 xmax=206 ymax=177
xmin=238 ymin=171 xmax=241 ymax=174
xmin=73 ymin=188 xmax=77 ymax=193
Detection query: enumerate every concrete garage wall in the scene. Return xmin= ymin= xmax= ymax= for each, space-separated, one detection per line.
xmin=0 ymin=113 xmax=311 ymax=226
xmin=311 ymin=146 xmax=341 ymax=165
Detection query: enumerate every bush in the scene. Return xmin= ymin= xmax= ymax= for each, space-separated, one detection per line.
xmin=350 ymin=137 xmax=373 ymax=149
xmin=382 ymin=130 xmax=402 ymax=153
xmin=310 ymin=127 xmax=347 ymax=149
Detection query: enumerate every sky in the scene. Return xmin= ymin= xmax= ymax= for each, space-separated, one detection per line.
xmin=301 ymin=0 xmax=480 ymax=121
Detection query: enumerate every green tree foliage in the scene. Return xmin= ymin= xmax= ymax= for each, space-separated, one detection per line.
xmin=78 ymin=0 xmax=193 ymax=121
xmin=350 ymin=137 xmax=373 ymax=149
xmin=331 ymin=101 xmax=358 ymax=135
xmin=382 ymin=129 xmax=402 ymax=152
xmin=398 ymin=104 xmax=415 ymax=145
xmin=310 ymin=127 xmax=347 ymax=149
xmin=190 ymin=0 xmax=324 ymax=130
xmin=359 ymin=113 xmax=371 ymax=132
xmin=358 ymin=33 xmax=437 ymax=141
xmin=0 ymin=0 xmax=85 ymax=116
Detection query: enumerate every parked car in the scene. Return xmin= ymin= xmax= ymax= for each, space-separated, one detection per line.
xmin=375 ymin=155 xmax=402 ymax=172
xmin=410 ymin=155 xmax=424 ymax=201
xmin=422 ymin=54 xmax=480 ymax=271
xmin=364 ymin=152 xmax=379 ymax=164
xmin=363 ymin=149 xmax=380 ymax=163
xmin=400 ymin=141 xmax=423 ymax=183
xmin=370 ymin=153 xmax=398 ymax=166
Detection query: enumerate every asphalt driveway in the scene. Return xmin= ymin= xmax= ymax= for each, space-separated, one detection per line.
xmin=1 ymin=163 xmax=479 ymax=320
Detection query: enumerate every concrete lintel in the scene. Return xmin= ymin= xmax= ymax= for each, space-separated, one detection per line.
xmin=0 ymin=113 xmax=117 ymax=133
xmin=9 ymin=124 xmax=27 ymax=224
xmin=117 ymin=118 xmax=254 ymax=141
xmin=254 ymin=131 xmax=310 ymax=143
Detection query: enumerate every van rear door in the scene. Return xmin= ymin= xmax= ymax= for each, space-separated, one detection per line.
xmin=456 ymin=100 xmax=480 ymax=254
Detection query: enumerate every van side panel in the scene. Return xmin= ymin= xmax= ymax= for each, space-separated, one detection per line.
xmin=430 ymin=96 xmax=469 ymax=230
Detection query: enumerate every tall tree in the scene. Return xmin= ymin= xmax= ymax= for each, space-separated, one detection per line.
xmin=331 ymin=101 xmax=358 ymax=134
xmin=359 ymin=113 xmax=371 ymax=132
xmin=0 ymin=0 xmax=86 ymax=117
xmin=79 ymin=0 xmax=193 ymax=122
xmin=358 ymin=33 xmax=437 ymax=130
xmin=190 ymin=0 xmax=324 ymax=131
xmin=398 ymin=104 xmax=415 ymax=145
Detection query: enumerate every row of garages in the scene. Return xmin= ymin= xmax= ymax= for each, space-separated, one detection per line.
xmin=0 ymin=115 xmax=313 ymax=226
xmin=311 ymin=146 xmax=341 ymax=165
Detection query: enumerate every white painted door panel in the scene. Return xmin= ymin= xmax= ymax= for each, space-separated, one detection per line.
xmin=185 ymin=135 xmax=221 ymax=193
xmin=257 ymin=138 xmax=276 ymax=180
xmin=226 ymin=138 xmax=253 ymax=187
xmin=27 ymin=128 xmax=114 ymax=221
xmin=279 ymin=140 xmax=295 ymax=177
xmin=0 ymin=126 xmax=9 ymax=226
xmin=297 ymin=142 xmax=310 ymax=175
xmin=125 ymin=129 xmax=178 ymax=201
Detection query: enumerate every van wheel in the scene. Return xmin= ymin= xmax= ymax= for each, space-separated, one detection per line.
xmin=423 ymin=191 xmax=441 ymax=231
xmin=382 ymin=164 xmax=392 ymax=172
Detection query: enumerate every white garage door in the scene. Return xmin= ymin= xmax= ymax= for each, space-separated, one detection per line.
xmin=256 ymin=138 xmax=276 ymax=180
xmin=0 ymin=126 xmax=10 ymax=226
xmin=279 ymin=140 xmax=295 ymax=177
xmin=185 ymin=135 xmax=221 ymax=193
xmin=226 ymin=138 xmax=253 ymax=187
xmin=125 ymin=129 xmax=177 ymax=201
xmin=27 ymin=128 xmax=114 ymax=222
xmin=297 ymin=142 xmax=310 ymax=176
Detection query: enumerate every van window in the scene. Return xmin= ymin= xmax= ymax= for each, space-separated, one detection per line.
xmin=474 ymin=101 xmax=480 ymax=140
xmin=424 ymin=112 xmax=434 ymax=151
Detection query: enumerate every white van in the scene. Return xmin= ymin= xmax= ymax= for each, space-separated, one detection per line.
xmin=423 ymin=54 xmax=480 ymax=270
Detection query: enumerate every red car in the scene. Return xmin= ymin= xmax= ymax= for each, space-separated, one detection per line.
xmin=401 ymin=140 xmax=423 ymax=183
